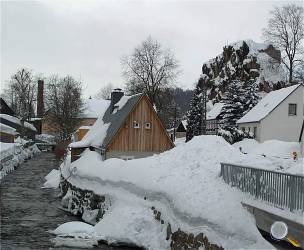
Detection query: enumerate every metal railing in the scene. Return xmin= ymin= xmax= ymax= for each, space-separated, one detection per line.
xmin=220 ymin=162 xmax=304 ymax=212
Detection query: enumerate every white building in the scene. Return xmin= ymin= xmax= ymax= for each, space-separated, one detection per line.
xmin=206 ymin=102 xmax=224 ymax=135
xmin=237 ymin=84 xmax=304 ymax=142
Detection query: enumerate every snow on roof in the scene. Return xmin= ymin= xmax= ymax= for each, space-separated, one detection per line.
xmin=0 ymin=123 xmax=17 ymax=135
xmin=79 ymin=99 xmax=111 ymax=119
xmin=207 ymin=102 xmax=224 ymax=120
xmin=181 ymin=120 xmax=187 ymax=129
xmin=69 ymin=93 xmax=143 ymax=149
xmin=112 ymin=96 xmax=131 ymax=114
xmin=0 ymin=114 xmax=37 ymax=132
xmin=78 ymin=125 xmax=92 ymax=130
xmin=237 ymin=84 xmax=301 ymax=124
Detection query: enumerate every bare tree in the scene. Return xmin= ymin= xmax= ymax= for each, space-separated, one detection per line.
xmin=95 ymin=83 xmax=114 ymax=100
xmin=122 ymin=36 xmax=179 ymax=106
xmin=4 ymin=68 xmax=36 ymax=121
xmin=263 ymin=4 xmax=304 ymax=83
xmin=46 ymin=75 xmax=83 ymax=141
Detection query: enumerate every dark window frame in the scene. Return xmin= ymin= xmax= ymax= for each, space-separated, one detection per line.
xmin=288 ymin=103 xmax=297 ymax=116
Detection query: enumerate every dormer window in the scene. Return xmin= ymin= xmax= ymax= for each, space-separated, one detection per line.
xmin=133 ymin=121 xmax=140 ymax=128
xmin=145 ymin=122 xmax=151 ymax=129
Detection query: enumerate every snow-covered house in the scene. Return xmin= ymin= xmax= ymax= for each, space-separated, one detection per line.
xmin=206 ymin=102 xmax=224 ymax=135
xmin=237 ymin=84 xmax=304 ymax=142
xmin=0 ymin=123 xmax=18 ymax=143
xmin=41 ymin=98 xmax=110 ymax=136
xmin=69 ymin=89 xmax=174 ymax=161
xmin=175 ymin=120 xmax=187 ymax=138
xmin=0 ymin=114 xmax=37 ymax=140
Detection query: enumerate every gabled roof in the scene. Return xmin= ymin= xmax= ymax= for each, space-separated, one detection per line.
xmin=207 ymin=102 xmax=224 ymax=120
xmin=237 ymin=84 xmax=302 ymax=124
xmin=69 ymin=93 xmax=143 ymax=149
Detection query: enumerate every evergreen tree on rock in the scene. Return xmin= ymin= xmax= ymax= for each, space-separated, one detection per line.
xmin=185 ymin=84 xmax=203 ymax=142
xmin=244 ymin=79 xmax=260 ymax=114
xmin=219 ymin=79 xmax=248 ymax=143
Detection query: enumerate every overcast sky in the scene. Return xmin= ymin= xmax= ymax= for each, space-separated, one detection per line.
xmin=1 ymin=0 xmax=299 ymax=98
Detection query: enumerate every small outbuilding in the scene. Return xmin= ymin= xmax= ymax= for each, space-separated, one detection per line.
xmin=69 ymin=89 xmax=174 ymax=161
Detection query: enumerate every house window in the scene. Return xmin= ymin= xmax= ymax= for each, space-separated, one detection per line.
xmin=288 ymin=103 xmax=297 ymax=116
xmin=253 ymin=127 xmax=257 ymax=138
xmin=144 ymin=122 xmax=151 ymax=129
xmin=133 ymin=121 xmax=140 ymax=128
xmin=241 ymin=127 xmax=245 ymax=132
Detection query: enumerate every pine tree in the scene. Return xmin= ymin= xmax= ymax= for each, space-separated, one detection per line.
xmin=219 ymin=80 xmax=247 ymax=143
xmin=243 ymin=79 xmax=260 ymax=114
xmin=220 ymin=80 xmax=246 ymax=129
xmin=185 ymin=84 xmax=203 ymax=142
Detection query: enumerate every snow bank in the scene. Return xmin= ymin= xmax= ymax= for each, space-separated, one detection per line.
xmin=233 ymin=139 xmax=302 ymax=159
xmin=51 ymin=221 xmax=97 ymax=249
xmin=63 ymin=136 xmax=278 ymax=249
xmin=0 ymin=143 xmax=40 ymax=180
xmin=53 ymin=221 xmax=94 ymax=236
xmin=43 ymin=169 xmax=60 ymax=188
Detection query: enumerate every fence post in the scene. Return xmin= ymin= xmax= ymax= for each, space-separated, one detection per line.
xmin=289 ymin=176 xmax=296 ymax=211
xmin=255 ymin=170 xmax=261 ymax=199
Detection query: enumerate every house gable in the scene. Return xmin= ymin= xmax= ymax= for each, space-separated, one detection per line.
xmin=107 ymin=95 xmax=174 ymax=153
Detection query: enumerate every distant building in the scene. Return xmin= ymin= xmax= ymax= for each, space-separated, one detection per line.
xmin=237 ymin=84 xmax=304 ymax=142
xmin=0 ymin=123 xmax=18 ymax=143
xmin=174 ymin=102 xmax=224 ymax=139
xmin=40 ymin=98 xmax=110 ymax=136
xmin=175 ymin=120 xmax=187 ymax=139
xmin=0 ymin=114 xmax=37 ymax=140
xmin=69 ymin=89 xmax=174 ymax=161
xmin=206 ymin=102 xmax=224 ymax=135
xmin=0 ymin=98 xmax=15 ymax=116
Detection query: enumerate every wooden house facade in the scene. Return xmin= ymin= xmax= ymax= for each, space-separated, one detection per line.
xmin=70 ymin=90 xmax=174 ymax=161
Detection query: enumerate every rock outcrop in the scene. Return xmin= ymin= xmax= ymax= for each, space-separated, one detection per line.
xmin=202 ymin=40 xmax=286 ymax=102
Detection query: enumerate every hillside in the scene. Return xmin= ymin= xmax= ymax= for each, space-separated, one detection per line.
xmin=201 ymin=40 xmax=286 ymax=102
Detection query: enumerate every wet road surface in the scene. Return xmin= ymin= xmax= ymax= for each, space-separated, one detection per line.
xmin=0 ymin=152 xmax=139 ymax=250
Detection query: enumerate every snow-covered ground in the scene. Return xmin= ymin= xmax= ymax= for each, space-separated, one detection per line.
xmin=233 ymin=139 xmax=303 ymax=175
xmin=0 ymin=142 xmax=40 ymax=180
xmin=57 ymin=136 xmax=304 ymax=249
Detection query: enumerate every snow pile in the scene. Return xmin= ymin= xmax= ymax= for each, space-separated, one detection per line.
xmin=62 ymin=136 xmax=279 ymax=249
xmin=0 ymin=143 xmax=40 ymax=180
xmin=0 ymin=114 xmax=37 ymax=131
xmin=233 ymin=139 xmax=302 ymax=158
xmin=43 ymin=169 xmax=60 ymax=188
xmin=53 ymin=221 xmax=95 ymax=236
xmin=80 ymin=99 xmax=110 ymax=119
xmin=51 ymin=221 xmax=97 ymax=249
xmin=237 ymin=84 xmax=301 ymax=123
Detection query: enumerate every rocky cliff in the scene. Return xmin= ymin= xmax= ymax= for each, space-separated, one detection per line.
xmin=202 ymin=40 xmax=286 ymax=102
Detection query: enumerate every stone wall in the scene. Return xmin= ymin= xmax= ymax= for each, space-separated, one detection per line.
xmin=60 ymin=177 xmax=224 ymax=250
